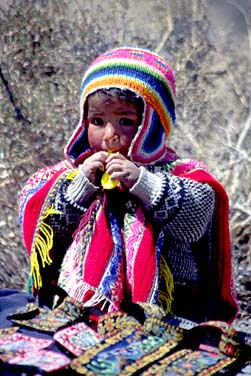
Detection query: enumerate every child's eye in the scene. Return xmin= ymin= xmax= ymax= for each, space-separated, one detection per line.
xmin=119 ymin=117 xmax=136 ymax=126
xmin=90 ymin=117 xmax=104 ymax=126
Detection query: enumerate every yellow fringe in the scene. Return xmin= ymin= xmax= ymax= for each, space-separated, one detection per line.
xmin=158 ymin=255 xmax=174 ymax=313
xmin=66 ymin=169 xmax=78 ymax=180
xmin=31 ymin=250 xmax=42 ymax=289
xmin=31 ymin=206 xmax=62 ymax=289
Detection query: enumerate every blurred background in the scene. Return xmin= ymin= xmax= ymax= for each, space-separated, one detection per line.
xmin=0 ymin=0 xmax=250 ymax=331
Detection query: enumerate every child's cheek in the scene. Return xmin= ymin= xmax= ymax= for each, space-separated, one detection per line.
xmin=87 ymin=126 xmax=103 ymax=151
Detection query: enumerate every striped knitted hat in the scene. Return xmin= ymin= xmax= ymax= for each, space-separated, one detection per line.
xmin=65 ymin=47 xmax=176 ymax=166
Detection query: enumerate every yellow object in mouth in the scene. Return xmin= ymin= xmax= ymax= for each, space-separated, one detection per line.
xmin=101 ymin=150 xmax=120 ymax=189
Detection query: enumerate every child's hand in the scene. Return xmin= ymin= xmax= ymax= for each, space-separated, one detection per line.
xmin=81 ymin=151 xmax=108 ymax=185
xmin=105 ymin=153 xmax=140 ymax=190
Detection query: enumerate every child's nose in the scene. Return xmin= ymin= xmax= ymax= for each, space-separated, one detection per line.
xmin=103 ymin=122 xmax=118 ymax=141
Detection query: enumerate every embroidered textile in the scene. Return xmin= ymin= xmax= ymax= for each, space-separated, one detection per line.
xmin=54 ymin=322 xmax=103 ymax=357
xmin=0 ymin=293 xmax=249 ymax=375
xmin=8 ymin=297 xmax=86 ymax=332
xmin=58 ymin=190 xmax=164 ymax=312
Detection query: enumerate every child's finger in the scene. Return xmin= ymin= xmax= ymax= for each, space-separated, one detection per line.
xmin=105 ymin=152 xmax=124 ymax=163
xmin=105 ymin=160 xmax=124 ymax=174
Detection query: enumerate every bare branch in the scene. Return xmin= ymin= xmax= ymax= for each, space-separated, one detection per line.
xmin=155 ymin=4 xmax=173 ymax=54
xmin=236 ymin=110 xmax=251 ymax=151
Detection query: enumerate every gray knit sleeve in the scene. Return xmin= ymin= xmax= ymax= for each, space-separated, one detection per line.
xmin=66 ymin=167 xmax=100 ymax=207
xmin=130 ymin=167 xmax=215 ymax=242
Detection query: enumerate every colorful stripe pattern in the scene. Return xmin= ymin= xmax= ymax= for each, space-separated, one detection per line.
xmin=65 ymin=47 xmax=176 ymax=166
xmin=58 ymin=191 xmax=162 ymax=311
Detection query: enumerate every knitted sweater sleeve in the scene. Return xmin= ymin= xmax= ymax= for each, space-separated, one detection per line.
xmin=130 ymin=167 xmax=215 ymax=242
xmin=65 ymin=167 xmax=100 ymax=206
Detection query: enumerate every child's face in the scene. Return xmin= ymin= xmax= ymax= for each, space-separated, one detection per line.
xmin=86 ymin=92 xmax=141 ymax=155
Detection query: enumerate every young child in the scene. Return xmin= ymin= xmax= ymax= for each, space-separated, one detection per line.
xmin=19 ymin=47 xmax=238 ymax=323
